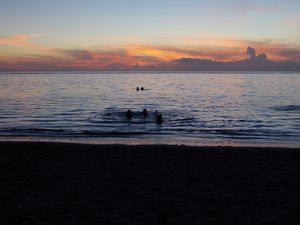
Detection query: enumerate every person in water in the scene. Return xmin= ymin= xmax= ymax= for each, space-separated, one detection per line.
xmin=155 ymin=110 xmax=163 ymax=124
xmin=156 ymin=114 xmax=162 ymax=124
xmin=142 ymin=109 xmax=148 ymax=117
xmin=136 ymin=87 xmax=139 ymax=91
xmin=141 ymin=87 xmax=144 ymax=91
xmin=125 ymin=110 xmax=133 ymax=119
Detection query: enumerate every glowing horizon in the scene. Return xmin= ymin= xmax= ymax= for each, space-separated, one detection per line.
xmin=1 ymin=0 xmax=300 ymax=70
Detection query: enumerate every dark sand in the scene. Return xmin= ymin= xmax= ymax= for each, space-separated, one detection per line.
xmin=1 ymin=142 xmax=300 ymax=225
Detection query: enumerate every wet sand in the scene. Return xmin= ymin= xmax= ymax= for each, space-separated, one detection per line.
xmin=1 ymin=142 xmax=300 ymax=225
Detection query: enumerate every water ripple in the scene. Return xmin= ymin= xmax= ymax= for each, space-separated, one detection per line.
xmin=0 ymin=72 xmax=300 ymax=145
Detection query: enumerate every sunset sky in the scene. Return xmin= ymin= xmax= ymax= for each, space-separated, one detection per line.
xmin=1 ymin=0 xmax=300 ymax=70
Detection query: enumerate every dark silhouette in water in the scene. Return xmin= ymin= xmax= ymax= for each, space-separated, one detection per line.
xmin=155 ymin=110 xmax=163 ymax=124
xmin=136 ymin=87 xmax=139 ymax=91
xmin=156 ymin=114 xmax=162 ymax=124
xmin=125 ymin=110 xmax=133 ymax=119
xmin=141 ymin=87 xmax=144 ymax=91
xmin=142 ymin=109 xmax=148 ymax=117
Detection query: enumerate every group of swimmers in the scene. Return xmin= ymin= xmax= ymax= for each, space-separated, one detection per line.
xmin=125 ymin=109 xmax=163 ymax=124
xmin=136 ymin=87 xmax=144 ymax=91
xmin=126 ymin=86 xmax=162 ymax=124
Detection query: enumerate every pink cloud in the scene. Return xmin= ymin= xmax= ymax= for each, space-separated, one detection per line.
xmin=227 ymin=2 xmax=279 ymax=14
xmin=1 ymin=34 xmax=300 ymax=71
xmin=0 ymin=34 xmax=48 ymax=51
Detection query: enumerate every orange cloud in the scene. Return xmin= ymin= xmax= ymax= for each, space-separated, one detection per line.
xmin=126 ymin=44 xmax=246 ymax=62
xmin=1 ymin=34 xmax=300 ymax=71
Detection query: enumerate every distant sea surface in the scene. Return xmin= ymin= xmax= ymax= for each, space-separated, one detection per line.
xmin=0 ymin=72 xmax=299 ymax=147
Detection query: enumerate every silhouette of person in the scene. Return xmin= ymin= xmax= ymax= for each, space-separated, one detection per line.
xmin=136 ymin=87 xmax=139 ymax=91
xmin=141 ymin=87 xmax=144 ymax=91
xmin=125 ymin=110 xmax=133 ymax=119
xmin=142 ymin=109 xmax=148 ymax=117
xmin=155 ymin=111 xmax=162 ymax=124
xmin=156 ymin=114 xmax=162 ymax=124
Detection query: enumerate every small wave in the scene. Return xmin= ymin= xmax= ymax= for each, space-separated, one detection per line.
xmin=0 ymin=127 xmax=66 ymax=133
xmin=81 ymin=130 xmax=149 ymax=136
xmin=100 ymin=110 xmax=160 ymax=124
xmin=0 ymin=127 xmax=73 ymax=137
xmin=28 ymin=128 xmax=66 ymax=132
xmin=212 ymin=128 xmax=296 ymax=139
xmin=271 ymin=105 xmax=300 ymax=112
xmin=213 ymin=129 xmax=257 ymax=136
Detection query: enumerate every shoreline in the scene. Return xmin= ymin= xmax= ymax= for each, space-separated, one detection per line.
xmin=1 ymin=141 xmax=300 ymax=224
xmin=1 ymin=140 xmax=300 ymax=150
xmin=1 ymin=136 xmax=299 ymax=149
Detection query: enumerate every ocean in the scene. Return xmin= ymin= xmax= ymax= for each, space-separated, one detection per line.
xmin=0 ymin=71 xmax=299 ymax=147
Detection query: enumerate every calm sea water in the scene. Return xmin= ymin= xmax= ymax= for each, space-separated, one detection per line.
xmin=0 ymin=72 xmax=299 ymax=147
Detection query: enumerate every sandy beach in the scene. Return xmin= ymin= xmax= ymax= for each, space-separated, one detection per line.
xmin=1 ymin=142 xmax=300 ymax=225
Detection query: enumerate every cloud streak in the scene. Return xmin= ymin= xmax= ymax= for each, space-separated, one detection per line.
xmin=1 ymin=34 xmax=300 ymax=71
xmin=226 ymin=1 xmax=279 ymax=14
xmin=0 ymin=34 xmax=49 ymax=51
